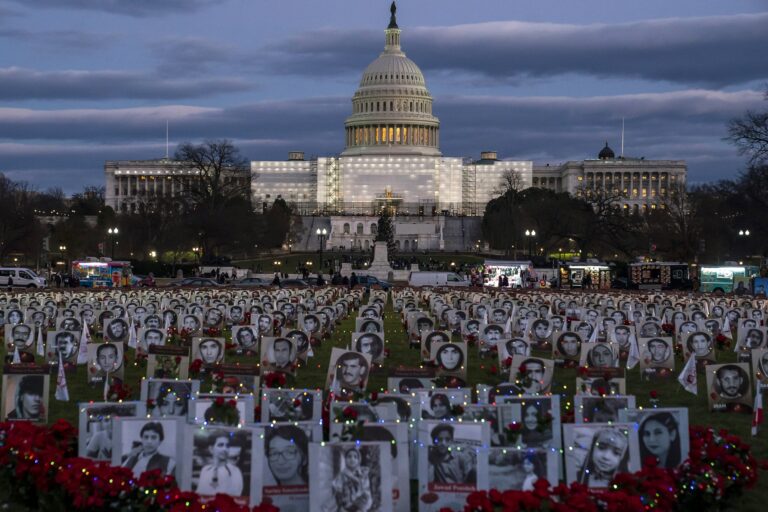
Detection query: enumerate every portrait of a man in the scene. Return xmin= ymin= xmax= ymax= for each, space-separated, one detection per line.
xmin=707 ymin=363 xmax=753 ymax=413
xmin=428 ymin=424 xmax=476 ymax=485
xmin=119 ymin=421 xmax=177 ymax=479
xmin=328 ymin=349 xmax=371 ymax=398
xmin=104 ymin=318 xmax=129 ymax=343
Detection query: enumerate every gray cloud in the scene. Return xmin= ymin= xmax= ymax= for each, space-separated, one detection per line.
xmin=264 ymin=13 xmax=768 ymax=87
xmin=0 ymin=28 xmax=115 ymax=50
xmin=0 ymin=67 xmax=252 ymax=100
xmin=0 ymin=89 xmax=763 ymax=191
xmin=6 ymin=0 xmax=227 ymax=17
xmin=150 ymin=37 xmax=241 ymax=76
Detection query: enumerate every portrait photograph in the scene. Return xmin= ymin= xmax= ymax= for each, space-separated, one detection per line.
xmin=5 ymin=323 xmax=35 ymax=354
xmin=418 ymin=389 xmax=471 ymax=420
xmin=609 ymin=324 xmax=635 ymax=353
xmin=78 ymin=401 xmax=145 ymax=461
xmin=46 ymin=329 xmax=80 ymax=365
xmin=112 ymin=417 xmax=183 ymax=480
xmin=326 ymin=348 xmax=372 ymax=400
xmin=618 ymin=407 xmax=690 ymax=470
xmin=141 ymin=379 xmax=199 ymax=419
xmin=417 ymin=421 xmax=489 ymax=512
xmin=576 ymin=377 xmax=626 ymax=396
xmin=528 ymin=318 xmax=552 ymax=348
xmin=261 ymin=337 xmax=298 ymax=375
xmin=496 ymin=396 xmax=561 ymax=451
xmin=282 ymin=329 xmax=311 ymax=361
xmin=86 ymin=342 xmax=125 ymax=385
xmin=421 ymin=330 xmax=451 ymax=361
xmin=138 ymin=327 xmax=167 ymax=353
xmin=103 ymin=318 xmax=129 ymax=344
xmin=563 ymin=423 xmax=640 ymax=488
xmin=353 ymin=332 xmax=385 ymax=364
xmin=299 ymin=314 xmax=321 ymax=336
xmin=254 ymin=313 xmax=275 ymax=336
xmin=552 ymin=331 xmax=582 ymax=368
xmin=386 ymin=374 xmax=435 ymax=395
xmin=639 ymin=337 xmax=675 ymax=379
xmin=737 ymin=326 xmax=767 ymax=351
xmin=574 ymin=395 xmax=636 ymax=424
xmin=356 ymin=318 xmax=384 ymax=334
xmin=262 ymin=423 xmax=313 ymax=512
xmin=192 ymin=337 xmax=225 ymax=366
xmin=190 ymin=395 xmax=254 ymax=427
xmin=57 ymin=316 xmax=82 ymax=333
xmin=488 ymin=448 xmax=558 ymax=492
xmin=330 ymin=400 xmax=397 ymax=423
xmin=683 ymin=330 xmax=717 ymax=366
xmin=373 ymin=393 xmax=420 ymax=423
xmin=146 ymin=345 xmax=190 ymax=380
xmin=499 ymin=337 xmax=531 ymax=365
xmin=706 ymin=363 xmax=753 ymax=413
xmin=752 ymin=348 xmax=768 ymax=388
xmin=410 ymin=315 xmax=435 ymax=339
xmin=261 ymin=388 xmax=322 ymax=423
xmin=430 ymin=341 xmax=468 ymax=381
xmin=178 ymin=314 xmax=203 ymax=334
xmin=508 ymin=357 xmax=555 ymax=395
xmin=231 ymin=325 xmax=258 ymax=354
xmin=2 ymin=370 xmax=50 ymax=422
xmin=579 ymin=342 xmax=620 ymax=369
xmin=309 ymin=441 xmax=393 ymax=512
xmin=481 ymin=323 xmax=508 ymax=351
xmin=182 ymin=425 xmax=263 ymax=507
xmin=327 ymin=423 xmax=410 ymax=512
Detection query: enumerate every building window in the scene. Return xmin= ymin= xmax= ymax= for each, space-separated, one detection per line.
xmin=370 ymin=223 xmax=378 ymax=235
xmin=356 ymin=223 xmax=364 ymax=235
xmin=343 ymin=223 xmax=350 ymax=234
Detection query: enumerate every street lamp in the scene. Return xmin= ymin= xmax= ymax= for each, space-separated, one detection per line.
xmin=525 ymin=229 xmax=537 ymax=259
xmin=59 ymin=245 xmax=68 ymax=271
xmin=739 ymin=229 xmax=750 ymax=236
xmin=107 ymin=227 xmax=119 ymax=258
xmin=149 ymin=250 xmax=157 ymax=260
xmin=316 ymin=228 xmax=327 ymax=270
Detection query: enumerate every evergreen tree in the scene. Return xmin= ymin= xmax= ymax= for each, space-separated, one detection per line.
xmin=376 ymin=209 xmax=396 ymax=253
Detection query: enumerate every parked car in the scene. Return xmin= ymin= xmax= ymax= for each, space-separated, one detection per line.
xmin=233 ymin=277 xmax=268 ymax=287
xmin=165 ymin=277 xmax=221 ymax=287
xmin=355 ymin=275 xmax=391 ymax=290
xmin=408 ymin=271 xmax=469 ymax=287
xmin=280 ymin=279 xmax=309 ymax=288
xmin=0 ymin=267 xmax=47 ymax=288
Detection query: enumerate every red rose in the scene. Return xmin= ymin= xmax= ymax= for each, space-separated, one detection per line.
xmin=227 ymin=399 xmax=237 ymax=408
xmin=650 ymin=390 xmax=659 ymax=399
xmin=293 ymin=398 xmax=303 ymax=407
xmin=370 ymin=391 xmax=379 ymax=402
xmin=215 ymin=397 xmax=225 ymax=407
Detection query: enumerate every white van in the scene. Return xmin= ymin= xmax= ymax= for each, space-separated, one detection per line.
xmin=0 ymin=268 xmax=47 ymax=288
xmin=408 ymin=271 xmax=470 ymax=287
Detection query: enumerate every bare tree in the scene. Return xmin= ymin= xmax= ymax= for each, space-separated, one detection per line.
xmin=727 ymin=88 xmax=768 ymax=164
xmin=172 ymin=140 xmax=249 ymax=208
xmin=493 ymin=169 xmax=525 ymax=195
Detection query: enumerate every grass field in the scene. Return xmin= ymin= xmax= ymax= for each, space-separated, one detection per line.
xmin=4 ymin=291 xmax=768 ymax=511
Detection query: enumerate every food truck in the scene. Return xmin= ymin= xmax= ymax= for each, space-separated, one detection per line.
xmin=698 ymin=264 xmax=759 ymax=293
xmin=483 ymin=260 xmax=534 ymax=288
xmin=71 ymin=258 xmax=134 ymax=288
xmin=558 ymin=260 xmax=612 ymax=289
xmin=629 ymin=262 xmax=690 ymax=290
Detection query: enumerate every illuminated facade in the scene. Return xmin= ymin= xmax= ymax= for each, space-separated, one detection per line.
xmin=107 ymin=4 xmax=686 ymax=217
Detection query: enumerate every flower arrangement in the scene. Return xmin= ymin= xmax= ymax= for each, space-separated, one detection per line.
xmin=262 ymin=371 xmax=287 ymax=389
xmin=459 ymin=426 xmax=766 ymax=512
xmin=0 ymin=420 xmax=277 ymax=512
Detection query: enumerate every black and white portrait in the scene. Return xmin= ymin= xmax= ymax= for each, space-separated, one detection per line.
xmin=261 ymin=389 xmax=321 ymax=423
xmin=309 ymin=442 xmax=393 ymax=512
xmin=326 ymin=348 xmax=372 ymax=399
xmin=1 ymin=372 xmax=49 ymax=422
xmin=261 ymin=337 xmax=297 ymax=375
xmin=574 ymin=395 xmax=636 ymax=424
xmin=104 ymin=318 xmax=129 ymax=344
xmin=139 ymin=327 xmax=167 ymax=353
xmin=113 ymin=418 xmax=182 ymax=480
xmin=354 ymin=332 xmax=385 ymax=364
xmin=262 ymin=424 xmax=312 ymax=512
xmin=79 ymin=401 xmax=144 ymax=460
xmin=619 ymin=407 xmax=689 ymax=470
xmin=142 ymin=379 xmax=198 ymax=418
xmin=430 ymin=341 xmax=468 ymax=381
xmin=706 ymin=363 xmax=753 ymax=413
xmin=488 ymin=449 xmax=557 ymax=492
xmin=193 ymin=337 xmax=225 ymax=366
xmin=87 ymin=342 xmax=125 ymax=384
xmin=563 ymin=423 xmax=640 ymax=488
xmin=183 ymin=426 xmax=261 ymax=506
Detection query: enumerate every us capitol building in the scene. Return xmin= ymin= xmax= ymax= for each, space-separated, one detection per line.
xmin=105 ymin=3 xmax=686 ymax=252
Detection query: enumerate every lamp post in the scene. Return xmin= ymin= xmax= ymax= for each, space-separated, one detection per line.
xmin=738 ymin=229 xmax=750 ymax=261
xmin=107 ymin=227 xmax=119 ymax=258
xmin=59 ymin=245 xmax=67 ymax=272
xmin=525 ymin=229 xmax=536 ymax=259
xmin=316 ymin=228 xmax=328 ymax=271
xmin=149 ymin=250 xmax=157 ymax=261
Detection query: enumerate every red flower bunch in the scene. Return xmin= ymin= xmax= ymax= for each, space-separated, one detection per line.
xmin=715 ymin=333 xmax=730 ymax=349
xmin=188 ymin=358 xmax=203 ymax=376
xmin=263 ymin=371 xmax=287 ymax=389
xmin=106 ymin=381 xmax=132 ymax=402
xmin=662 ymin=323 xmax=674 ymax=334
xmin=502 ymin=356 xmax=513 ymax=369
xmin=204 ymin=327 xmax=221 ymax=336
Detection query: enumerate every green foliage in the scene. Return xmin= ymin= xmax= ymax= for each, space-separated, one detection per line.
xmin=376 ymin=209 xmax=396 ymax=253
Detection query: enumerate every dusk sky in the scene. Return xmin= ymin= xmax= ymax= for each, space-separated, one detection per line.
xmin=1 ymin=0 xmax=766 ymax=192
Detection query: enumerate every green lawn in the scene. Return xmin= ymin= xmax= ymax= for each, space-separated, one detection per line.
xmin=4 ymin=294 xmax=768 ymax=511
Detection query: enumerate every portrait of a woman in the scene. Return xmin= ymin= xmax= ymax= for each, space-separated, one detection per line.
xmin=639 ymin=412 xmax=681 ymax=469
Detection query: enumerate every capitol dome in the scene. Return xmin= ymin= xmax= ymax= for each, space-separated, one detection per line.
xmin=342 ymin=2 xmax=441 ymax=156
